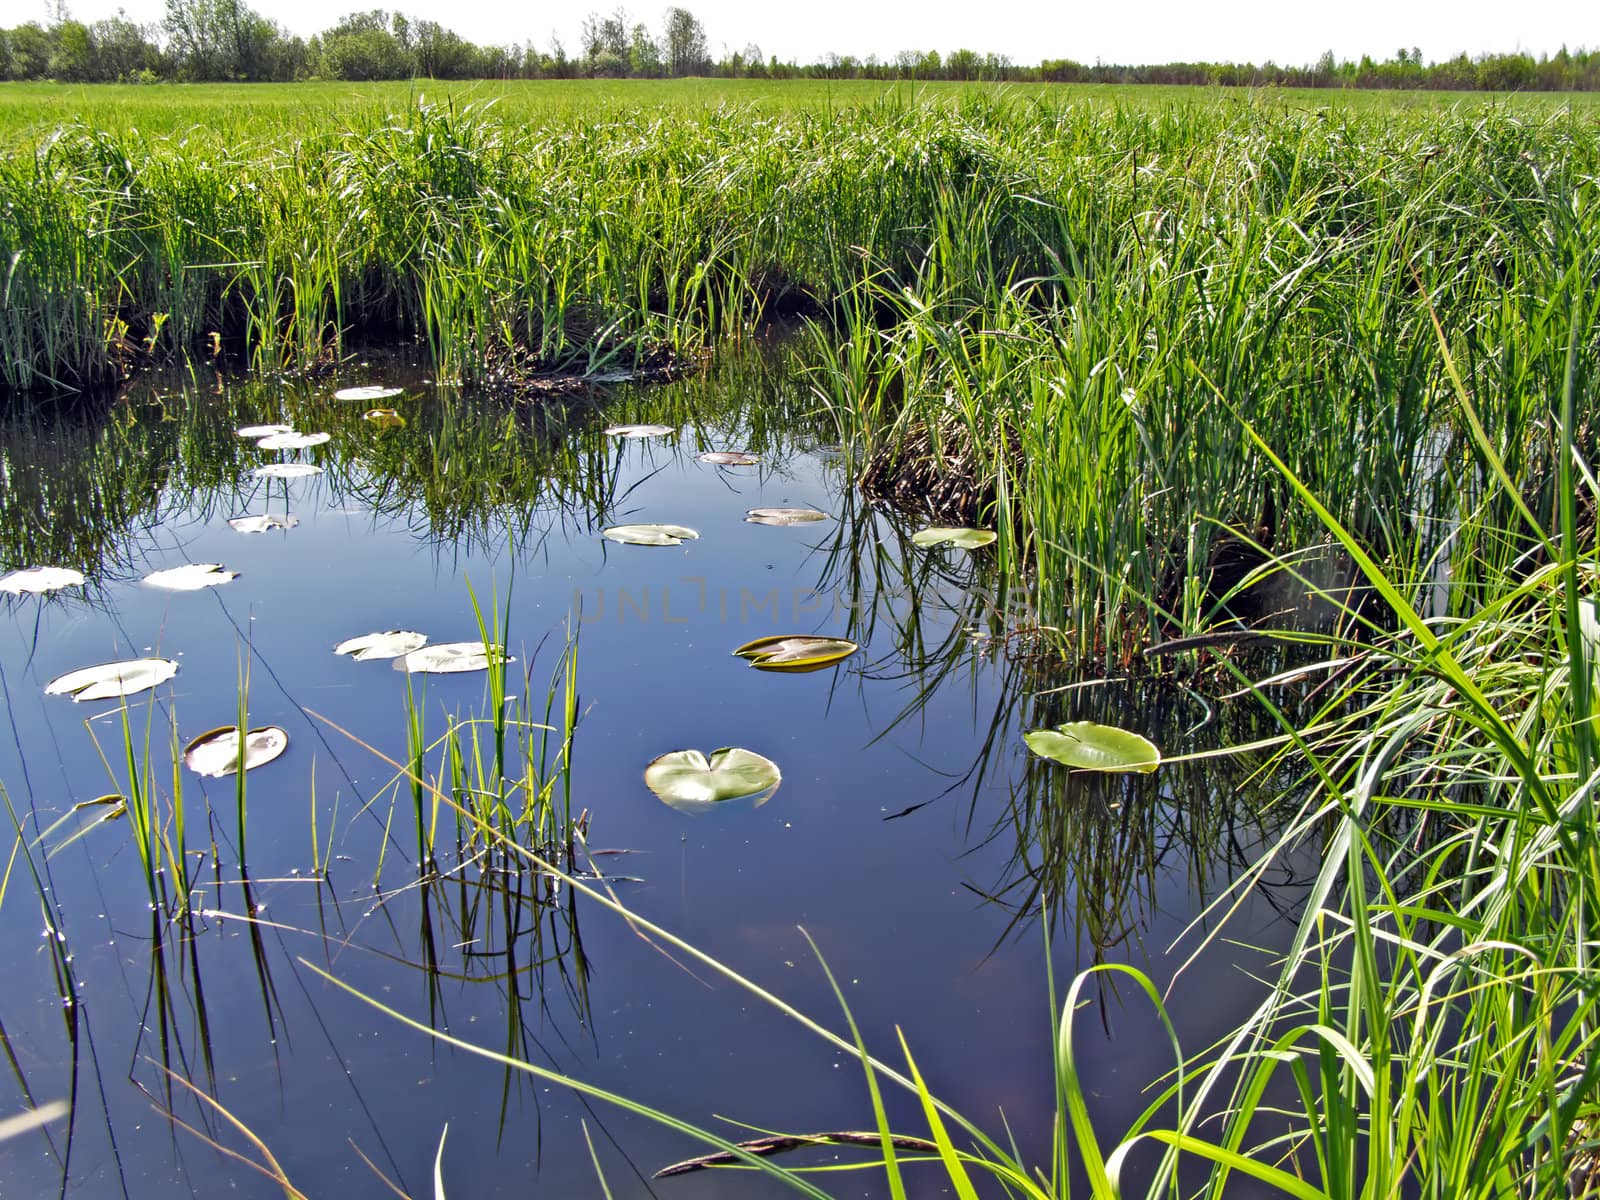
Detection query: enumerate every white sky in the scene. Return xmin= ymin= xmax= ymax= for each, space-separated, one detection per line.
xmin=3 ymin=0 xmax=1596 ymax=67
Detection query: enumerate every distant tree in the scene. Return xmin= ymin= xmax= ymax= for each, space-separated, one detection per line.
xmin=5 ymin=21 xmax=57 ymax=77
xmin=661 ymin=6 xmax=706 ymax=76
xmin=598 ymin=8 xmax=629 ymax=58
xmin=318 ymin=11 xmax=414 ymax=80
xmin=163 ymin=0 xmax=284 ymax=79
xmin=48 ymin=18 xmax=92 ymax=79
xmin=546 ymin=31 xmax=575 ymax=77
xmin=628 ymin=22 xmax=661 ymax=75
xmin=88 ymin=12 xmax=164 ymax=79
xmin=945 ymin=47 xmax=979 ymax=80
xmin=413 ymin=19 xmax=475 ymax=78
xmin=164 ymin=0 xmax=230 ymax=78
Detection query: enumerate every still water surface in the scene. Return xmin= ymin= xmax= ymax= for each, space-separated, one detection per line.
xmin=0 ymin=342 xmax=1297 ymax=1197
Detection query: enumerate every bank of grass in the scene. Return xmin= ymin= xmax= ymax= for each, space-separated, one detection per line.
xmin=5 ymin=95 xmax=1595 ymax=664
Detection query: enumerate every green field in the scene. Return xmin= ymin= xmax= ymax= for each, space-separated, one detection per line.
xmin=2 ymin=80 xmax=1600 ymax=1196
xmin=2 ymin=77 xmax=1595 ymax=140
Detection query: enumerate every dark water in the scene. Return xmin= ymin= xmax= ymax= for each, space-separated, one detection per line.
xmin=0 ymin=342 xmax=1300 ymax=1198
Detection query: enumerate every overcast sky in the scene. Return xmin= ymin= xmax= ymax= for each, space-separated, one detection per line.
xmin=5 ymin=0 xmax=1596 ymax=66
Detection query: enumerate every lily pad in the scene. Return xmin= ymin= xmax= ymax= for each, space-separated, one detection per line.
xmin=604 ymin=424 xmax=674 ymax=439
xmin=334 ymin=385 xmax=404 ymax=402
xmin=745 ymin=507 xmax=829 ymax=527
xmin=143 ymin=563 xmax=238 ymax=591
xmin=235 ymin=424 xmax=293 ymax=439
xmin=733 ymin=635 xmax=859 ymax=673
xmin=644 ymin=747 xmax=782 ymax=813
xmin=0 ymin=567 xmax=86 ymax=595
xmin=697 ymin=451 xmax=760 ymax=467
xmin=601 ymin=524 xmax=699 ymax=547
xmin=364 ymin=408 xmax=407 ymax=430
xmin=335 ymin=630 xmax=428 ymax=661
xmin=45 ymin=658 xmax=178 ymax=702
xmin=228 ymin=514 xmax=298 ymax=533
xmin=255 ymin=463 xmax=323 ymax=480
xmin=1023 ymin=721 xmax=1161 ymax=774
xmin=183 ymin=725 xmax=288 ymax=778
xmin=911 ymin=527 xmax=998 ymax=550
xmin=255 ymin=431 xmax=330 ymax=450
xmin=393 ymin=641 xmax=513 ymax=675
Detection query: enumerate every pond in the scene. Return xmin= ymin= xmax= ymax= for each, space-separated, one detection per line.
xmin=0 ymin=339 xmax=1302 ymax=1197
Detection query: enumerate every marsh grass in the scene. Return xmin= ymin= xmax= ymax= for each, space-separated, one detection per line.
xmin=810 ymin=101 xmax=1597 ymax=666
xmin=291 ymin=294 xmax=1600 ymax=1198
xmin=11 ymin=87 xmax=1592 ymax=677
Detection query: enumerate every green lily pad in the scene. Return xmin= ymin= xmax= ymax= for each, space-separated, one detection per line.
xmin=733 ymin=635 xmax=859 ymax=673
xmin=698 ymin=451 xmax=760 ymax=467
xmin=644 ymin=747 xmax=782 ymax=813
xmin=183 ymin=725 xmax=288 ymax=778
xmin=605 ymin=424 xmax=674 ymax=439
xmin=364 ymin=408 xmax=407 ymax=430
xmin=1023 ymin=721 xmax=1161 ymax=773
xmin=0 ymin=566 xmax=85 ymax=595
xmin=45 ymin=658 xmax=178 ymax=702
xmin=236 ymin=424 xmax=293 ymax=439
xmin=334 ymin=385 xmax=404 ymax=402
xmin=745 ymin=507 xmax=830 ymax=526
xmin=143 ymin=563 xmax=238 ymax=591
xmin=911 ymin=527 xmax=997 ymax=549
xmin=602 ymin=524 xmax=699 ymax=547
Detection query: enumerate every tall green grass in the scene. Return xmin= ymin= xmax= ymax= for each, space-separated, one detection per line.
xmin=9 ymin=90 xmax=1593 ymax=676
xmin=3 ymin=93 xmax=1591 ymax=410
xmin=813 ymin=102 xmax=1598 ymax=665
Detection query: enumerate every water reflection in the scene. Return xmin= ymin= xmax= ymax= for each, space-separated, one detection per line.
xmin=0 ymin=338 xmax=1300 ymax=1197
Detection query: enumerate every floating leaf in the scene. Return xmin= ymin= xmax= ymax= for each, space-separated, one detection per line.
xmin=228 ymin=514 xmax=298 ymax=533
xmin=911 ymin=527 xmax=997 ymax=549
xmin=733 ymin=635 xmax=859 ymax=673
xmin=364 ymin=408 xmax=406 ymax=430
xmin=143 ymin=563 xmax=237 ymax=590
xmin=1023 ymin=721 xmax=1161 ymax=773
xmin=393 ymin=641 xmax=513 ymax=675
xmin=745 ymin=507 xmax=829 ymax=527
xmin=334 ymin=385 xmax=404 ymax=402
xmin=255 ymin=463 xmax=323 ymax=479
xmin=235 ymin=424 xmax=293 ymax=439
xmin=0 ymin=566 xmax=85 ymax=595
xmin=644 ymin=747 xmax=782 ymax=813
xmin=601 ymin=524 xmax=699 ymax=547
xmin=45 ymin=658 xmax=178 ymax=702
xmin=697 ymin=451 xmax=760 ymax=467
xmin=183 ymin=725 xmax=288 ymax=778
xmin=604 ymin=424 xmax=673 ymax=439
xmin=335 ymin=630 xmax=428 ymax=661
xmin=255 ymin=431 xmax=330 ymax=450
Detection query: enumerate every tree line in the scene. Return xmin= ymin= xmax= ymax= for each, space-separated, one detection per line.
xmin=2 ymin=2 xmax=1597 ymax=91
